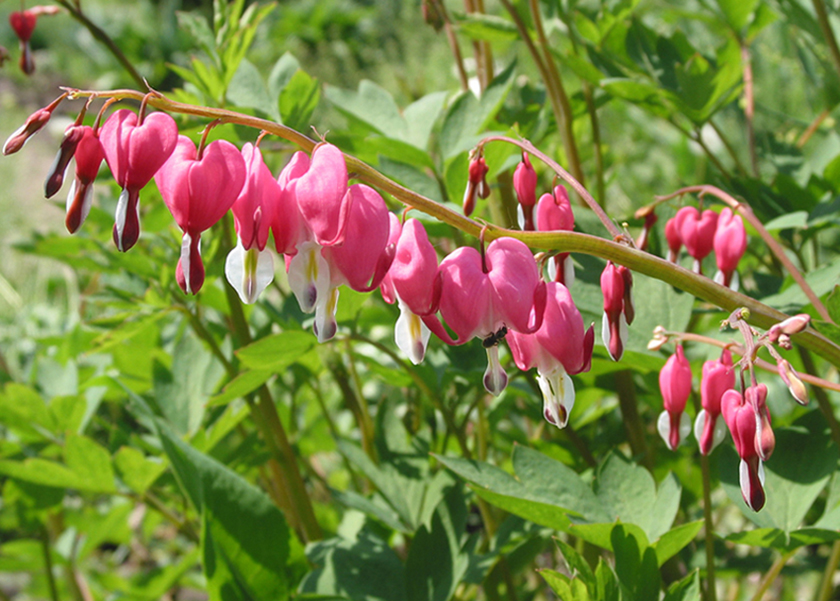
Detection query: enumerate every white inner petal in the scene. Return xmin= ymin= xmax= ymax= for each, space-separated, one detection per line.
xmin=288 ymin=240 xmax=330 ymax=313
xmin=395 ymin=298 xmax=431 ymax=365
xmin=225 ymin=240 xmax=275 ymax=304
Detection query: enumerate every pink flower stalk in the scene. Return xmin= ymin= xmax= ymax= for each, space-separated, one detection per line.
xmin=423 ymin=237 xmax=546 ymax=396
xmin=513 ymin=152 xmax=537 ymax=230
xmin=678 ymin=206 xmax=718 ymax=273
xmin=657 ymin=344 xmax=693 ymax=451
xmin=507 ymin=282 xmax=594 ymax=428
xmin=64 ymin=126 xmax=105 ymax=234
xmin=100 ymin=109 xmax=179 ymax=252
xmin=3 ymin=95 xmax=64 ymax=155
xmin=600 ymin=261 xmax=634 ymax=361
xmin=462 ymin=155 xmax=489 ymax=216
xmin=9 ymin=10 xmax=36 ymax=74
xmin=535 ymin=185 xmax=575 ymax=287
xmin=721 ymin=387 xmax=769 ymax=512
xmin=694 ymin=349 xmax=734 ymax=455
xmin=382 ymin=218 xmax=440 ymax=364
xmin=713 ymin=207 xmax=747 ymax=290
xmin=154 ymin=135 xmax=246 ymax=295
xmin=225 ymin=143 xmax=279 ymax=304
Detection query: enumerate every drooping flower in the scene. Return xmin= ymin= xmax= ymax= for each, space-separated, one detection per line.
xmin=225 ymin=143 xmax=279 ymax=304
xmin=9 ymin=10 xmax=36 ymax=74
xmin=678 ymin=206 xmax=718 ymax=273
xmin=721 ymin=387 xmax=768 ymax=512
xmin=513 ymin=152 xmax=537 ymax=230
xmin=713 ymin=207 xmax=747 ymax=290
xmin=507 ymin=282 xmax=594 ymax=428
xmin=423 ymin=237 xmax=546 ymax=396
xmin=44 ymin=125 xmax=85 ymax=199
xmin=154 ymin=135 xmax=246 ymax=295
xmin=600 ymin=261 xmax=633 ymax=361
xmin=100 ymin=108 xmax=179 ymax=251
xmin=664 ymin=213 xmax=682 ymax=263
xmin=463 ymin=154 xmax=489 ymax=216
xmin=657 ymin=344 xmax=693 ymax=451
xmin=381 ymin=217 xmax=439 ymax=364
xmin=283 ymin=144 xmax=394 ymax=343
xmin=694 ymin=348 xmax=734 ymax=455
xmin=64 ymin=126 xmax=105 ymax=234
xmin=535 ymin=184 xmax=575 ymax=286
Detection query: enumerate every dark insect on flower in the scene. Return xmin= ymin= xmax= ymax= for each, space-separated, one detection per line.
xmin=482 ymin=325 xmax=508 ymax=348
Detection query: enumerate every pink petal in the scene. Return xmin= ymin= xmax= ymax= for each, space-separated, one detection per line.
xmin=293 ymin=143 xmax=349 ymax=246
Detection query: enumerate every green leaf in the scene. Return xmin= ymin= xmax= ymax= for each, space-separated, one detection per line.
xmin=235 ymin=330 xmax=315 ymax=371
xmin=663 ymin=570 xmax=702 ymax=601
xmin=405 ymin=486 xmax=470 ymax=601
xmin=156 ymin=420 xmax=307 ymax=600
xmin=300 ymin=532 xmax=405 ymax=601
xmin=455 ymin=12 xmax=519 ymax=42
xmin=0 ymin=383 xmax=55 ymax=439
xmin=64 ymin=434 xmax=116 ymax=494
xmin=279 ymin=70 xmax=321 ymax=132
xmin=403 ymin=92 xmax=448 ymax=150
xmin=827 ymin=286 xmax=840 ymax=325
xmin=326 ymin=80 xmax=408 ymax=140
xmin=611 ymin=524 xmax=660 ymax=601
xmin=207 ymin=370 xmax=273 ymax=408
xmin=720 ymin=410 xmax=838 ymax=532
xmin=176 ymin=10 xmax=219 ymax=62
xmin=268 ymin=52 xmax=301 ymax=100
xmin=113 ymin=446 xmax=166 ymax=494
xmin=652 ymin=521 xmax=704 ymax=566
xmin=0 ymin=458 xmax=81 ymax=490
xmin=594 ymin=560 xmax=620 ymax=601
xmin=439 ymin=62 xmax=516 ymax=158
xmin=714 ymin=0 xmax=758 ymax=31
xmin=539 ymin=570 xmax=576 ymax=600
xmin=153 ymin=330 xmax=224 ymax=436
xmin=763 ymin=211 xmax=808 ymax=231
xmin=554 ymin=537 xmax=595 ymax=591
xmin=227 ymin=59 xmax=278 ymax=120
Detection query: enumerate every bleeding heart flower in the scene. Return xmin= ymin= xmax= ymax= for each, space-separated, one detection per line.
xmin=45 ymin=125 xmax=86 ymax=199
xmin=657 ymin=344 xmax=693 ymax=451
xmin=291 ymin=143 xmax=350 ymax=246
xmin=423 ymin=237 xmax=546 ymax=396
xmin=225 ymin=143 xmax=279 ymax=304
xmin=721 ymin=387 xmax=768 ymax=512
xmin=678 ymin=206 xmax=718 ymax=273
xmin=600 ymin=261 xmax=633 ymax=361
xmin=9 ymin=10 xmax=36 ymax=74
xmin=64 ymin=126 xmax=105 ymax=234
xmin=713 ymin=207 xmax=747 ymax=290
xmin=100 ymin=109 xmax=179 ymax=251
xmin=694 ymin=349 xmax=734 ymax=455
xmin=514 ymin=152 xmax=537 ymax=230
xmin=154 ymin=135 xmax=246 ymax=295
xmin=507 ymin=282 xmax=594 ymax=428
xmin=463 ymin=154 xmax=489 ymax=216
xmin=535 ymin=184 xmax=575 ymax=286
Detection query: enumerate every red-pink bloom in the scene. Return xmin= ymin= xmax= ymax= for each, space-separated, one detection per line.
xmin=600 ymin=261 xmax=633 ymax=361
xmin=678 ymin=206 xmax=718 ymax=273
xmin=535 ymin=185 xmax=575 ymax=286
xmin=292 ymin=143 xmax=350 ymax=246
xmin=713 ymin=207 xmax=747 ymax=289
xmin=657 ymin=345 xmax=693 ymax=451
xmin=463 ymin=155 xmax=489 ymax=216
xmin=381 ymin=218 xmax=440 ymax=364
xmin=721 ymin=387 xmax=768 ymax=512
xmin=513 ymin=152 xmax=537 ymax=230
xmin=271 ymin=151 xmax=308 ymax=256
xmin=665 ymin=214 xmax=682 ymax=263
xmin=9 ymin=10 xmax=36 ymax=74
xmin=694 ymin=349 xmax=734 ymax=455
xmin=507 ymin=282 xmax=594 ymax=428
xmin=424 ymin=237 xmax=546 ymax=395
xmin=746 ymin=383 xmax=774 ymax=461
xmin=45 ymin=125 xmax=86 ymax=199
xmin=225 ymin=143 xmax=280 ymax=304
xmin=154 ymin=135 xmax=246 ymax=295
xmin=100 ymin=109 xmax=179 ymax=251
xmin=3 ymin=95 xmax=64 ymax=155
xmin=64 ymin=126 xmax=105 ymax=234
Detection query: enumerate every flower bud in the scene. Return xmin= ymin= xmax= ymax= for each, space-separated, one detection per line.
xmin=3 ymin=95 xmax=64 ymax=155
xmin=513 ymin=152 xmax=537 ymax=230
xmin=657 ymin=344 xmax=693 ymax=450
xmin=768 ymin=314 xmax=811 ymax=343
xmin=463 ymin=155 xmax=489 ymax=216
xmin=45 ymin=125 xmax=85 ymax=198
xmin=778 ymin=359 xmax=808 ymax=405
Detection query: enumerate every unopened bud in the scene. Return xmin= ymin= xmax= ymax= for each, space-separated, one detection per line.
xmin=463 ymin=155 xmax=489 ymax=216
xmin=778 ymin=359 xmax=808 ymax=405
xmin=45 ymin=126 xmax=85 ymax=198
xmin=619 ymin=265 xmax=635 ymax=325
xmin=647 ymin=325 xmax=668 ymax=351
xmin=3 ymin=95 xmax=64 ymax=155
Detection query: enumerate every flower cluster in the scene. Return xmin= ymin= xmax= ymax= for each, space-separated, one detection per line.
xmin=6 ymin=98 xmax=601 ymax=429
xmin=8 ymin=5 xmax=59 ymax=75
xmin=665 ymin=205 xmax=747 ymax=289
